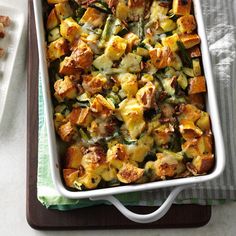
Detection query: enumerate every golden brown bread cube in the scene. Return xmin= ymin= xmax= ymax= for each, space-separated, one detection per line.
xmin=79 ymin=7 xmax=106 ymax=28
xmin=192 ymin=154 xmax=214 ymax=174
xmin=47 ymin=8 xmax=60 ymax=30
xmin=149 ymin=47 xmax=172 ymax=69
xmin=69 ymin=107 xmax=93 ymax=127
xmin=188 ymin=94 xmax=205 ymax=110
xmin=177 ymin=15 xmax=196 ymax=33
xmin=65 ymin=144 xmax=84 ymax=169
xmin=162 ymin=33 xmax=180 ymax=52
xmin=188 ymin=76 xmax=206 ymax=94
xmin=54 ymin=76 xmax=77 ymax=100
xmin=188 ymin=46 xmax=201 ymax=58
xmin=47 ymin=0 xmax=68 ymax=4
xmin=82 ymin=73 xmax=107 ymax=95
xmin=0 ymin=16 xmax=11 ymax=27
xmin=55 ymin=2 xmax=73 ymax=21
xmin=180 ymin=34 xmax=201 ymax=49
xmin=47 ymin=37 xmax=69 ymax=61
xmin=63 ymin=169 xmax=80 ymax=188
xmin=59 ymin=40 xmax=93 ymax=75
xmin=178 ymin=104 xmax=202 ymax=122
xmin=58 ymin=121 xmax=76 ymax=142
xmin=173 ymin=0 xmax=192 ymax=16
xmin=117 ymin=163 xmax=144 ymax=184
xmin=179 ymin=119 xmax=203 ymax=140
xmin=124 ymin=32 xmax=140 ymax=53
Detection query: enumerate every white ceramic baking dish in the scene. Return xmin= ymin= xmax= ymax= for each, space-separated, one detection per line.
xmin=33 ymin=0 xmax=225 ymax=223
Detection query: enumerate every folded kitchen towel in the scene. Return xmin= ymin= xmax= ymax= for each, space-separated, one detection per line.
xmin=37 ymin=0 xmax=236 ymax=209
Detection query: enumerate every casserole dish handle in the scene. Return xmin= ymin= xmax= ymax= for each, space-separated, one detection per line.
xmin=90 ymin=185 xmax=187 ymax=224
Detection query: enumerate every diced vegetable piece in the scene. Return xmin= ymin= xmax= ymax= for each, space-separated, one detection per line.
xmin=58 ymin=121 xmax=76 ymax=142
xmin=188 ymin=76 xmax=206 ymax=94
xmin=162 ymin=77 xmax=176 ymax=96
xmin=117 ymin=163 xmax=144 ymax=183
xmin=93 ymin=54 xmax=113 ymax=71
xmin=119 ymin=53 xmax=142 ymax=73
xmin=177 ymin=15 xmax=196 ymax=33
xmin=162 ymin=33 xmax=180 ymax=52
xmin=47 ymin=37 xmax=69 ymax=61
xmin=160 ymin=19 xmax=177 ymax=32
xmin=118 ymin=73 xmax=138 ymax=98
xmin=192 ymin=154 xmax=214 ymax=174
xmin=172 ymin=0 xmax=192 ymax=16
xmin=127 ymin=0 xmax=145 ymax=21
xmin=46 ymin=8 xmax=60 ymax=30
xmin=183 ymin=67 xmax=194 ymax=77
xmin=54 ymin=76 xmax=77 ymax=100
xmin=192 ymin=58 xmax=201 ymax=76
xmin=180 ymin=34 xmax=201 ymax=49
xmin=79 ymin=7 xmax=106 ymax=28
xmin=105 ymin=35 xmax=127 ymax=60
xmin=55 ymin=2 xmax=73 ymax=21
xmin=177 ymin=72 xmax=188 ymax=89
xmin=119 ymin=98 xmax=145 ymax=139
xmin=150 ymin=0 xmax=169 ymax=22
xmin=169 ymin=53 xmax=183 ymax=70
xmin=48 ymin=27 xmax=61 ymax=43
xmin=101 ymin=167 xmax=118 ymax=182
xmin=60 ymin=17 xmax=81 ymax=43
xmin=136 ymin=47 xmax=149 ymax=57
xmin=177 ymin=41 xmax=192 ymax=67
xmin=196 ymin=112 xmax=211 ymax=131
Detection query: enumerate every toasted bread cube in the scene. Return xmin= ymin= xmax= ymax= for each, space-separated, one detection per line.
xmin=55 ymin=2 xmax=73 ymax=21
xmin=63 ymin=169 xmax=80 ymax=188
xmin=160 ymin=19 xmax=177 ymax=32
xmin=188 ymin=94 xmax=205 ymax=110
xmin=107 ymin=144 xmax=129 ymax=169
xmin=0 ymin=48 xmax=5 ymax=57
xmin=179 ymin=119 xmax=203 ymax=140
xmin=0 ymin=16 xmax=11 ymax=27
xmin=0 ymin=23 xmax=5 ymax=38
xmin=117 ymin=163 xmax=144 ymax=184
xmin=149 ymin=47 xmax=171 ymax=69
xmin=177 ymin=15 xmax=196 ymax=33
xmin=188 ymin=46 xmax=201 ymax=58
xmin=116 ymin=1 xmax=129 ymax=21
xmin=105 ymin=36 xmax=127 ymax=61
xmin=47 ymin=8 xmax=60 ymax=30
xmin=192 ymin=154 xmax=214 ymax=174
xmin=189 ymin=76 xmax=206 ymax=94
xmin=58 ymin=121 xmax=76 ymax=142
xmin=124 ymin=32 xmax=140 ymax=53
xmin=77 ymin=173 xmax=101 ymax=189
xmin=82 ymin=73 xmax=107 ymax=95
xmin=118 ymin=73 xmax=138 ymax=98
xmin=59 ymin=40 xmax=93 ymax=74
xmin=54 ymin=76 xmax=77 ymax=99
xmin=69 ymin=107 xmax=93 ymax=127
xmin=65 ymin=144 xmax=84 ymax=169
xmin=47 ymin=37 xmax=69 ymax=61
xmin=48 ymin=0 xmax=68 ymax=4
xmin=162 ymin=33 xmax=180 ymax=52
xmin=79 ymin=7 xmax=106 ymax=28
xmin=60 ymin=17 xmax=81 ymax=43
xmin=173 ymin=0 xmax=192 ymax=16
xmin=180 ymin=34 xmax=200 ymax=49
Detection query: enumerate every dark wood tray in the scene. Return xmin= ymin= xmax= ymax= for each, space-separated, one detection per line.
xmin=26 ymin=0 xmax=211 ymax=230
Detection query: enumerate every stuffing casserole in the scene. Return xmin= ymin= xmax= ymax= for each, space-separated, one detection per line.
xmin=45 ymin=0 xmax=214 ymax=190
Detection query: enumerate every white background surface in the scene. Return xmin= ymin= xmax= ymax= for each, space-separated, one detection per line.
xmin=0 ymin=0 xmax=235 ymax=235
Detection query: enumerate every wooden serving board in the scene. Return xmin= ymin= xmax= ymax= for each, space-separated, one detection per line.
xmin=26 ymin=0 xmax=211 ymax=230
